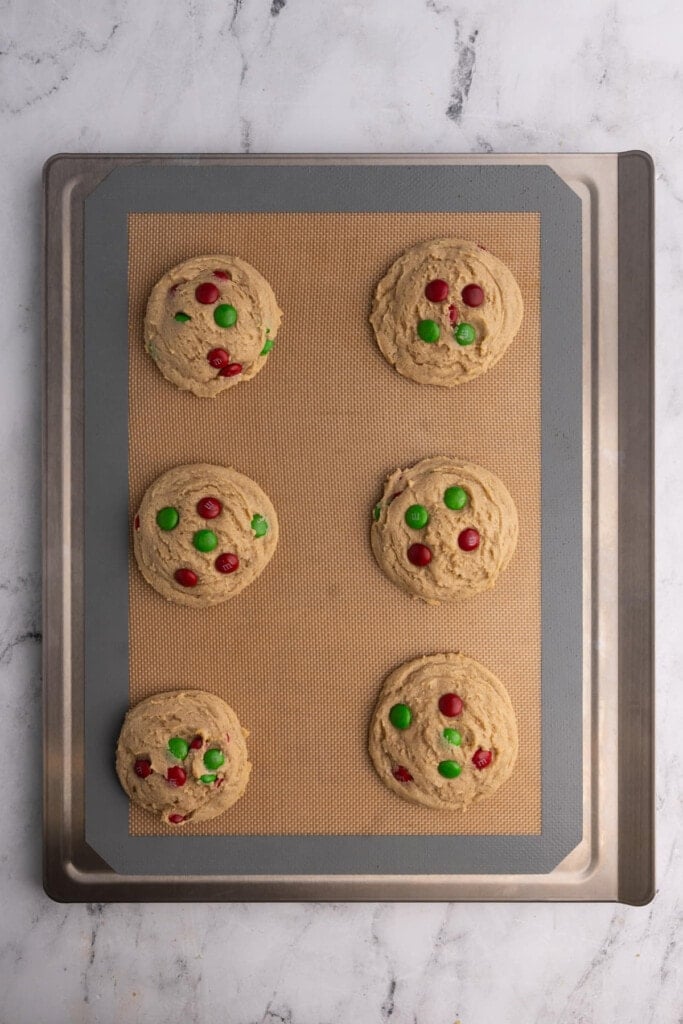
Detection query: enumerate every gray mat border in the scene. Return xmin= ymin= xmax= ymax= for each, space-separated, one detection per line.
xmin=83 ymin=163 xmax=583 ymax=876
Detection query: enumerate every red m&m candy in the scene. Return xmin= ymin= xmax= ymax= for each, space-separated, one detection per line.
xmin=195 ymin=282 xmax=220 ymax=304
xmin=174 ymin=568 xmax=198 ymax=588
xmin=461 ymin=284 xmax=484 ymax=307
xmin=213 ymin=270 xmax=231 ymax=280
xmin=392 ymin=765 xmax=413 ymax=783
xmin=197 ymin=496 xmax=222 ymax=519
xmin=215 ymin=552 xmax=239 ymax=574
xmin=207 ymin=348 xmax=230 ymax=370
xmin=438 ymin=693 xmax=463 ymax=717
xmin=134 ymin=758 xmax=152 ymax=779
xmin=190 ymin=735 xmax=203 ymax=750
xmin=472 ymin=748 xmax=493 ymax=770
xmin=407 ymin=543 xmax=432 ymax=567
xmin=166 ymin=765 xmax=187 ymax=787
xmin=448 ymin=304 xmax=458 ymax=324
xmin=425 ymin=279 xmax=449 ymax=302
xmin=458 ymin=528 xmax=480 ymax=552
xmin=219 ymin=362 xmax=243 ymax=377
xmin=168 ymin=814 xmax=186 ymax=824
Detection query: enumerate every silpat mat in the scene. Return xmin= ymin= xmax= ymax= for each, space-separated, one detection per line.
xmin=127 ymin=210 xmax=541 ymax=837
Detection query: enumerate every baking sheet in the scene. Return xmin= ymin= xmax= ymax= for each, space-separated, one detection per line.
xmin=87 ymin=163 xmax=581 ymax=874
xmin=42 ymin=153 xmax=654 ymax=901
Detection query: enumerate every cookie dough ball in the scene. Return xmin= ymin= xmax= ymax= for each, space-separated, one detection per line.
xmin=369 ymin=654 xmax=518 ymax=810
xmin=116 ymin=690 xmax=251 ymax=825
xmin=370 ymin=239 xmax=523 ymax=386
xmin=144 ymin=255 xmax=282 ymax=397
xmin=371 ymin=456 xmax=517 ymax=604
xmin=134 ymin=463 xmax=278 ymax=608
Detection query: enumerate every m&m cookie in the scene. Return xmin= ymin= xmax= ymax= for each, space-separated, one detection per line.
xmin=369 ymin=654 xmax=518 ymax=810
xmin=144 ymin=255 xmax=282 ymax=397
xmin=133 ymin=463 xmax=278 ymax=608
xmin=370 ymin=239 xmax=522 ymax=386
xmin=371 ymin=456 xmax=518 ymax=604
xmin=116 ymin=690 xmax=251 ymax=826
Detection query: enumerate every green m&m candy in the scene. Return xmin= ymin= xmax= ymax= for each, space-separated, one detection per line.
xmin=251 ymin=514 xmax=268 ymax=537
xmin=373 ymin=504 xmax=381 ymax=521
xmin=174 ymin=312 xmax=191 ymax=322
xmin=261 ymin=338 xmax=274 ymax=355
xmin=204 ymin=748 xmax=225 ymax=771
xmin=442 ymin=728 xmax=462 ymax=747
xmin=389 ymin=703 xmax=412 ymax=730
xmin=156 ymin=506 xmax=179 ymax=531
xmin=200 ymin=774 xmax=217 ymax=784
xmin=404 ymin=504 xmax=429 ymax=530
xmin=193 ymin=529 xmax=218 ymax=553
xmin=214 ymin=304 xmax=238 ymax=328
xmin=438 ymin=759 xmax=462 ymax=779
xmin=443 ymin=486 xmax=468 ymax=511
xmin=168 ymin=736 xmax=189 ymax=759
xmin=454 ymin=322 xmax=476 ymax=346
xmin=417 ymin=319 xmax=441 ymax=343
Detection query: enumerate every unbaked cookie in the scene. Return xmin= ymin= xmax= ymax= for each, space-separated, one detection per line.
xmin=144 ymin=255 xmax=282 ymax=397
xmin=133 ymin=463 xmax=278 ymax=608
xmin=369 ymin=653 xmax=518 ymax=810
xmin=116 ymin=690 xmax=251 ymax=826
xmin=371 ymin=456 xmax=517 ymax=604
xmin=370 ymin=238 xmax=523 ymax=386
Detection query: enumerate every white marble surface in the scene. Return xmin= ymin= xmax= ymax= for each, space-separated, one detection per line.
xmin=1 ymin=0 xmax=681 ymax=1020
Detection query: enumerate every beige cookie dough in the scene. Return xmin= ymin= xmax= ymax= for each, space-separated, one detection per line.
xmin=369 ymin=653 xmax=518 ymax=810
xmin=370 ymin=238 xmax=523 ymax=386
xmin=371 ymin=456 xmax=517 ymax=604
xmin=134 ymin=463 xmax=278 ymax=608
xmin=116 ymin=690 xmax=251 ymax=826
xmin=144 ymin=255 xmax=282 ymax=397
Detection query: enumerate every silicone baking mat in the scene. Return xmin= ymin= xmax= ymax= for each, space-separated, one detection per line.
xmin=81 ymin=162 xmax=583 ymax=876
xmin=127 ymin=211 xmax=541 ymax=837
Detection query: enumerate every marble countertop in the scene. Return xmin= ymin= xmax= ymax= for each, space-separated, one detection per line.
xmin=1 ymin=0 xmax=680 ymax=1021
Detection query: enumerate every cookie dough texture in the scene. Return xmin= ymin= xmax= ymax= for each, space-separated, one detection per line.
xmin=369 ymin=653 xmax=518 ymax=810
xmin=371 ymin=457 xmax=518 ymax=604
xmin=116 ymin=690 xmax=251 ymax=825
xmin=144 ymin=255 xmax=282 ymax=397
xmin=134 ymin=463 xmax=279 ymax=608
xmin=370 ymin=238 xmax=523 ymax=386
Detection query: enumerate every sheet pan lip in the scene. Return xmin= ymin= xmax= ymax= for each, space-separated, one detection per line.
xmin=616 ymin=149 xmax=655 ymax=908
xmin=42 ymin=151 xmax=652 ymax=903
xmin=43 ymin=151 xmax=630 ymax=163
xmin=44 ymin=858 xmax=620 ymax=906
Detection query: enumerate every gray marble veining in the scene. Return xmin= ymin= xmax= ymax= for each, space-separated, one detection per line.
xmin=1 ymin=0 xmax=681 ymax=1020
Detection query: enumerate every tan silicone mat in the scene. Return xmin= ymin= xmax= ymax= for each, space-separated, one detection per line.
xmin=128 ymin=211 xmax=541 ymax=836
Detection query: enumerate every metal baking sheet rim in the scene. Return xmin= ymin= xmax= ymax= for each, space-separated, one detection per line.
xmin=93 ymin=163 xmax=581 ymax=876
xmin=42 ymin=152 xmax=654 ymax=903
